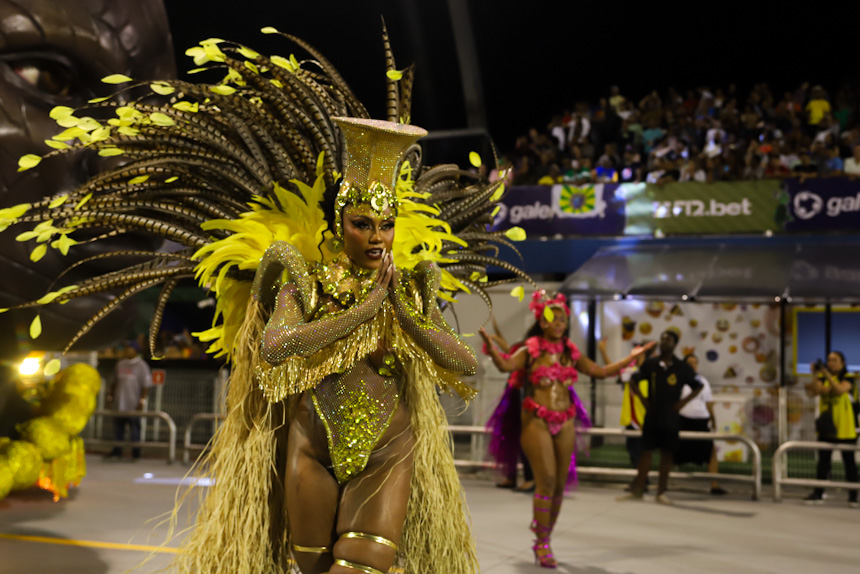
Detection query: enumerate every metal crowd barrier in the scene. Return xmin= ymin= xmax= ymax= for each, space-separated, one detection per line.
xmin=85 ymin=409 xmax=177 ymax=464
xmin=448 ymin=425 xmax=763 ymax=500
xmin=183 ymin=413 xmax=225 ymax=464
xmin=772 ymin=440 xmax=860 ymax=501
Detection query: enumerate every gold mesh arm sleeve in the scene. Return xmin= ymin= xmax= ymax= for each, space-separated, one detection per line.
xmin=391 ymin=263 xmax=478 ymax=375
xmin=261 ymin=281 xmax=388 ymax=364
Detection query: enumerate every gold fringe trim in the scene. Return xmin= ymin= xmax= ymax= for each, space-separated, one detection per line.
xmin=255 ymin=302 xmax=395 ymax=402
xmin=256 ymin=301 xmax=478 ymax=404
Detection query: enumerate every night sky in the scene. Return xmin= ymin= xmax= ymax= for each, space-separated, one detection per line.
xmin=165 ymin=1 xmax=858 ymax=155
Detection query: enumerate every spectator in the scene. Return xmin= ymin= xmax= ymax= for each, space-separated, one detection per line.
xmin=823 ymin=145 xmax=844 ymax=176
xmin=609 ymin=85 xmax=626 ymax=112
xmin=742 ymin=154 xmax=765 ymax=180
xmin=619 ymin=149 xmax=643 ymax=183
xmin=806 ymin=86 xmax=832 ymax=131
xmin=593 ymin=157 xmax=618 ymax=183
xmin=549 ymin=116 xmax=567 ymax=151
xmin=793 ymin=151 xmax=819 ymax=180
xmin=803 ymin=352 xmax=858 ymax=507
xmin=537 ymin=164 xmax=563 ymax=185
xmin=490 ymin=156 xmax=515 ymax=186
xmin=617 ymin=330 xmax=702 ymax=504
xmin=843 ymin=145 xmax=860 ymax=176
xmin=764 ymin=156 xmax=790 ymax=178
xmin=678 ymin=354 xmax=727 ymax=495
xmin=567 ymin=112 xmax=590 ymax=147
xmin=104 ymin=340 xmax=153 ymax=461
xmin=680 ymin=158 xmax=707 ymax=182
xmin=568 ymin=156 xmax=593 ymax=185
xmin=642 ymin=119 xmax=665 ymax=154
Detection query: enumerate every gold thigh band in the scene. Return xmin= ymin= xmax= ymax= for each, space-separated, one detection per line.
xmin=333 ymin=558 xmax=385 ymax=574
xmin=338 ymin=531 xmax=398 ymax=551
xmin=292 ymin=543 xmax=330 ymax=553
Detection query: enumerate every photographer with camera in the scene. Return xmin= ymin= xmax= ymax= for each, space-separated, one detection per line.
xmin=804 ymin=351 xmax=858 ymax=506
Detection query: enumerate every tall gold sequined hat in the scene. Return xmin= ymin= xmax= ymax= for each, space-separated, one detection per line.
xmin=332 ymin=117 xmax=427 ymax=239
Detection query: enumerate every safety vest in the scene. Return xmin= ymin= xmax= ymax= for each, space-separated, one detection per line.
xmin=818 ymin=374 xmax=858 ymax=440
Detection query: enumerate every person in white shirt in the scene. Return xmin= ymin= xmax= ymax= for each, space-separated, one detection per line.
xmin=678 ymin=354 xmax=726 ymax=495
xmin=104 ymin=340 xmax=153 ymax=461
xmin=844 ymin=145 xmax=860 ymax=176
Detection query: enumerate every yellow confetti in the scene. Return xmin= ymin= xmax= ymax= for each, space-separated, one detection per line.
xmin=469 ymin=151 xmax=482 ymax=168
xmin=48 ymin=195 xmax=68 ymax=209
xmin=510 ymin=286 xmax=525 ymax=301
xmin=30 ymin=244 xmax=47 ymax=263
xmin=543 ymin=306 xmax=555 ymax=322
xmin=386 ymin=70 xmax=403 ymax=81
xmin=88 ymin=96 xmax=110 ymax=103
xmin=491 ymin=185 xmax=505 ymax=202
xmin=150 ymin=112 xmax=175 ymax=126
xmin=44 ymin=140 xmax=70 ymax=150
xmin=75 ymin=193 xmax=93 ymax=210
xmin=150 ymin=83 xmax=175 ymax=95
xmin=43 ymin=359 xmax=62 ymax=377
xmin=237 ymin=46 xmax=260 ymax=59
xmin=172 ymin=101 xmax=199 ymax=113
xmin=491 ymin=206 xmax=501 ymax=217
xmin=504 ymin=227 xmax=526 ymax=241
xmin=53 ymin=234 xmax=78 ymax=255
xmin=0 ymin=204 xmax=31 ymax=220
xmin=18 ymin=154 xmax=42 ymax=172
xmin=210 ymin=85 xmax=236 ymax=96
xmin=129 ymin=175 xmax=149 ymax=185
xmin=49 ymin=106 xmax=75 ymax=121
xmin=98 ymin=148 xmax=124 ymax=157
xmin=165 ymin=176 xmax=179 ymax=183
xmin=261 ymin=26 xmax=280 ymax=34
xmin=101 ymin=74 xmax=133 ymax=84
xmin=89 ymin=127 xmax=110 ymax=142
xmin=30 ymin=315 xmax=42 ymax=339
xmin=55 ymin=117 xmax=80 ymax=128
xmin=270 ymin=55 xmax=292 ymax=70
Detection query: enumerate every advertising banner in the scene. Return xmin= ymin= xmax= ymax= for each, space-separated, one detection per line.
xmin=491 ymin=184 xmax=626 ymax=236
xmin=782 ymin=176 xmax=860 ymax=232
xmin=623 ymin=180 xmax=782 ymax=235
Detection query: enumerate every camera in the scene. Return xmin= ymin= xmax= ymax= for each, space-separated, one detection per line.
xmin=813 ymin=358 xmax=825 ymax=371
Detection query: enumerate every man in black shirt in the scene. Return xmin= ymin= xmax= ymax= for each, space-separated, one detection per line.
xmin=618 ymin=330 xmax=702 ymax=504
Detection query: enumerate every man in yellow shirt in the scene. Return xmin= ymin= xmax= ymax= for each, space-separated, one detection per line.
xmin=805 ymin=86 xmax=832 ymax=128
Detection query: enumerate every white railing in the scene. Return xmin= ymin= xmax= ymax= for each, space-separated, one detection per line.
xmin=86 ymin=409 xmax=177 ymax=464
xmin=772 ymin=440 xmax=860 ymax=501
xmin=448 ymin=425 xmax=763 ymax=500
xmin=182 ymin=413 xmax=225 ymax=464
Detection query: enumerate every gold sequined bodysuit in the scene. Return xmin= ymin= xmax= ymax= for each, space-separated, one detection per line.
xmin=256 ymin=243 xmax=478 ymax=483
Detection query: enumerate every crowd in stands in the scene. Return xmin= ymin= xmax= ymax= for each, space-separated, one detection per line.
xmin=500 ymin=82 xmax=860 ymax=186
xmin=98 ymin=330 xmax=211 ymax=361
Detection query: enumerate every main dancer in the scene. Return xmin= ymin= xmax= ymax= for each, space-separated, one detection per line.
xmin=1 ymin=30 xmax=534 ymax=574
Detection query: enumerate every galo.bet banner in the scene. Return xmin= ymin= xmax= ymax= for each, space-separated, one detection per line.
xmin=490 ymin=184 xmax=626 ymax=236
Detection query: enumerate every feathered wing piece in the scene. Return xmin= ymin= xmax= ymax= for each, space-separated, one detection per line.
xmin=0 ymin=27 xmax=530 ymax=360
xmin=0 ymin=27 xmax=534 ymax=574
